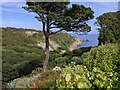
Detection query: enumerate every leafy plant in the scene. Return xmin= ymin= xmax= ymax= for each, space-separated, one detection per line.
xmin=83 ymin=43 xmax=120 ymax=87
xmin=83 ymin=43 xmax=119 ymax=73
xmin=56 ymin=65 xmax=92 ymax=88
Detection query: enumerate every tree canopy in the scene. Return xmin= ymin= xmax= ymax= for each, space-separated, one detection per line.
xmin=95 ymin=11 xmax=120 ymax=45
xmin=23 ymin=1 xmax=94 ymax=72
xmin=23 ymin=1 xmax=94 ymax=35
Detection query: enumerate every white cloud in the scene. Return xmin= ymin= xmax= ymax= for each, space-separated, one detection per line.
xmin=2 ymin=2 xmax=26 ymax=8
xmin=1 ymin=0 xmax=25 ymax=2
xmin=2 ymin=7 xmax=27 ymax=13
xmin=1 ymin=2 xmax=37 ymax=14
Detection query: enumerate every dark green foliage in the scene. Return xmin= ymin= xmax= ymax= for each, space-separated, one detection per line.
xmin=48 ymin=47 xmax=92 ymax=69
xmin=95 ymin=11 xmax=120 ymax=45
xmin=23 ymin=1 xmax=94 ymax=35
xmin=3 ymin=58 xmax=43 ymax=82
xmin=62 ymin=47 xmax=92 ymax=58
xmin=48 ymin=57 xmax=69 ymax=69
xmin=71 ymin=56 xmax=83 ymax=65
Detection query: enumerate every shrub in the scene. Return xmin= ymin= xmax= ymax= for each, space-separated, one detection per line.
xmin=56 ymin=65 xmax=92 ymax=88
xmin=2 ymin=57 xmax=43 ymax=82
xmin=57 ymin=65 xmax=119 ymax=89
xmin=48 ymin=57 xmax=70 ymax=69
xmin=62 ymin=46 xmax=92 ymax=58
xmin=83 ymin=43 xmax=120 ymax=87
xmin=71 ymin=56 xmax=83 ymax=65
xmin=83 ymin=43 xmax=119 ymax=73
xmin=90 ymin=67 xmax=119 ymax=88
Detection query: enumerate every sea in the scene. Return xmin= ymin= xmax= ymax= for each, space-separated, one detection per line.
xmin=69 ymin=33 xmax=99 ymax=48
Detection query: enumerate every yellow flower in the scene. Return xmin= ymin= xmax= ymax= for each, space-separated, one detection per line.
xmin=65 ymin=73 xmax=71 ymax=82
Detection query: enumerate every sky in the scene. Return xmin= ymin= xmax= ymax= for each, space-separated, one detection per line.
xmin=0 ymin=1 xmax=119 ymax=34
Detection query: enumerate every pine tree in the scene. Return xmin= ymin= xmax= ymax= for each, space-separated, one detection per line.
xmin=23 ymin=1 xmax=94 ymax=72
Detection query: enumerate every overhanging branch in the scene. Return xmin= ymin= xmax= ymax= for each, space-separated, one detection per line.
xmin=49 ymin=26 xmax=60 ymax=29
xmin=49 ymin=28 xmax=65 ymax=35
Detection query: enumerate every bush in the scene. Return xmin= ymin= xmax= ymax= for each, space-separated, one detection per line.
xmin=2 ymin=57 xmax=43 ymax=82
xmin=95 ymin=11 xmax=120 ymax=45
xmin=90 ymin=67 xmax=119 ymax=88
xmin=12 ymin=46 xmax=30 ymax=53
xmin=83 ymin=43 xmax=119 ymax=73
xmin=56 ymin=65 xmax=92 ymax=88
xmin=62 ymin=46 xmax=92 ymax=58
xmin=83 ymin=43 xmax=120 ymax=87
xmin=71 ymin=56 xmax=83 ymax=65
xmin=57 ymin=65 xmax=119 ymax=89
xmin=48 ymin=57 xmax=70 ymax=69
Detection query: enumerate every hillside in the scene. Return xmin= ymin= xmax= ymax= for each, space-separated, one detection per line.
xmin=2 ymin=27 xmax=85 ymax=50
xmin=1 ymin=27 xmax=85 ymax=82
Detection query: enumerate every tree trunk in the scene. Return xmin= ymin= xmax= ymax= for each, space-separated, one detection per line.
xmin=43 ymin=17 xmax=50 ymax=72
xmin=43 ymin=33 xmax=49 ymax=72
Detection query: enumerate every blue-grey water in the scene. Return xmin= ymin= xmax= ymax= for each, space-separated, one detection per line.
xmin=69 ymin=33 xmax=99 ymax=48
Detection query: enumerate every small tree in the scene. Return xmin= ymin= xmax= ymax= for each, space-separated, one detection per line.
xmin=23 ymin=0 xmax=94 ymax=72
xmin=95 ymin=11 xmax=120 ymax=45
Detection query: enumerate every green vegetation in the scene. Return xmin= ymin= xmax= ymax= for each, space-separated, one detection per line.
xmin=83 ymin=43 xmax=119 ymax=73
xmin=2 ymin=27 xmax=75 ymax=82
xmin=2 ymin=11 xmax=120 ymax=89
xmin=57 ymin=43 xmax=120 ymax=88
xmin=1 ymin=0 xmax=120 ymax=88
xmin=57 ymin=64 xmax=119 ymax=88
xmin=57 ymin=65 xmax=92 ymax=88
xmin=50 ymin=33 xmax=74 ymax=49
xmin=95 ymin=11 xmax=120 ymax=45
xmin=3 ymin=28 xmax=119 ymax=88
xmin=83 ymin=43 xmax=119 ymax=87
xmin=48 ymin=46 xmax=92 ymax=69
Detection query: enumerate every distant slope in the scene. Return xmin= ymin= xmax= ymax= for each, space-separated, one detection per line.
xmin=2 ymin=27 xmax=76 ymax=50
xmin=1 ymin=27 xmax=85 ymax=82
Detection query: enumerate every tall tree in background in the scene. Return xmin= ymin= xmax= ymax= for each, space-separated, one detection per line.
xmin=95 ymin=11 xmax=120 ymax=45
xmin=23 ymin=0 xmax=94 ymax=72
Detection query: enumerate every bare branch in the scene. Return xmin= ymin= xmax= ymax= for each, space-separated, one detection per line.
xmin=49 ymin=26 xmax=60 ymax=29
xmin=49 ymin=28 xmax=65 ymax=35
xmin=49 ymin=21 xmax=56 ymax=26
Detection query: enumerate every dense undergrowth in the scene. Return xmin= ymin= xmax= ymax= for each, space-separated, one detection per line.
xmin=57 ymin=43 xmax=120 ymax=89
xmin=5 ymin=43 xmax=120 ymax=89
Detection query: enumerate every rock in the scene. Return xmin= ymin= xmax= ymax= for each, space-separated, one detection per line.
xmin=25 ymin=31 xmax=38 ymax=36
xmin=37 ymin=40 xmax=60 ymax=51
xmin=37 ymin=41 xmax=54 ymax=51
xmin=49 ymin=41 xmax=60 ymax=50
xmin=68 ymin=37 xmax=85 ymax=51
